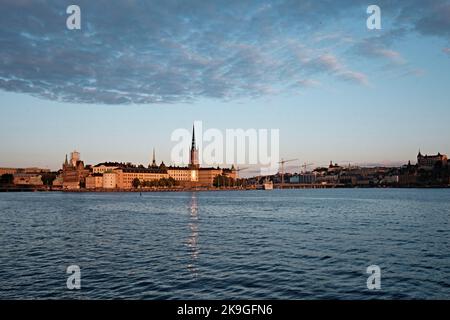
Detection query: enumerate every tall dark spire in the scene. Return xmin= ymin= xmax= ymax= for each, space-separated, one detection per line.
xmin=191 ymin=124 xmax=196 ymax=149
xmin=151 ymin=148 xmax=157 ymax=167
xmin=190 ymin=123 xmax=199 ymax=168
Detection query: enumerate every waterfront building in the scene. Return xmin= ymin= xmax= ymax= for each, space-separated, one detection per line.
xmin=417 ymin=151 xmax=448 ymax=169
xmin=92 ymin=163 xmax=120 ymax=174
xmin=0 ymin=168 xmax=16 ymax=175
xmin=0 ymin=167 xmax=50 ymax=176
xmin=13 ymin=173 xmax=44 ymax=186
xmin=316 ymin=174 xmax=339 ymax=185
xmin=115 ymin=166 xmax=169 ymax=189
xmin=62 ymin=151 xmax=90 ymax=189
xmin=382 ymin=175 xmax=400 ymax=184
xmin=399 ymin=173 xmax=417 ymax=186
xmin=103 ymin=171 xmax=117 ymax=189
xmin=52 ymin=175 xmax=64 ymax=187
xmin=198 ymin=167 xmax=223 ymax=186
xmin=290 ymin=173 xmax=317 ymax=184
xmin=85 ymin=174 xmax=103 ymax=189
xmin=63 ymin=124 xmax=237 ymax=190
xmin=328 ymin=161 xmax=342 ymax=173
xmin=167 ymin=166 xmax=197 ymax=182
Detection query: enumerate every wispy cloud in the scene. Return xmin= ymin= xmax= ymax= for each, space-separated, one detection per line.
xmin=0 ymin=0 xmax=449 ymax=104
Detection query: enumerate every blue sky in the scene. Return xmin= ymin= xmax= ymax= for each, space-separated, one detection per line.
xmin=1 ymin=0 xmax=450 ymax=173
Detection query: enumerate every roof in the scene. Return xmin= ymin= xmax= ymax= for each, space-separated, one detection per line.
xmin=120 ymin=167 xmax=168 ymax=174
xmin=94 ymin=162 xmax=124 ymax=168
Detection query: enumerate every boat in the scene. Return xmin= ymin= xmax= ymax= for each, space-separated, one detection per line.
xmin=263 ymin=180 xmax=274 ymax=190
xmin=256 ymin=178 xmax=273 ymax=190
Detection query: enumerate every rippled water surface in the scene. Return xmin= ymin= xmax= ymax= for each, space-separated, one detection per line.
xmin=0 ymin=189 xmax=449 ymax=299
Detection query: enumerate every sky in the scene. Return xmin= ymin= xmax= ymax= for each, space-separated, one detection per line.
xmin=1 ymin=0 xmax=450 ymax=175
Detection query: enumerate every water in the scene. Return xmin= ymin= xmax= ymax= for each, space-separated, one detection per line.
xmin=0 ymin=189 xmax=449 ymax=299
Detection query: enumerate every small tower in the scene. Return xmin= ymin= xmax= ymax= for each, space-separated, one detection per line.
xmin=70 ymin=150 xmax=80 ymax=167
xmin=63 ymin=154 xmax=69 ymax=169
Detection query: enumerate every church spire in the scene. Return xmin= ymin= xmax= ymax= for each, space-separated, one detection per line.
xmin=190 ymin=123 xmax=199 ymax=168
xmin=191 ymin=124 xmax=196 ymax=149
xmin=150 ymin=148 xmax=157 ymax=167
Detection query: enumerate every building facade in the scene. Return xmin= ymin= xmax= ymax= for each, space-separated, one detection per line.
xmin=115 ymin=167 xmax=169 ymax=189
xmin=417 ymin=151 xmax=448 ymax=169
xmin=92 ymin=163 xmax=119 ymax=174
xmin=69 ymin=125 xmax=237 ymax=190
xmin=103 ymin=172 xmax=118 ymax=189
xmin=62 ymin=151 xmax=90 ymax=189
xmin=85 ymin=174 xmax=103 ymax=189
xmin=13 ymin=173 xmax=44 ymax=186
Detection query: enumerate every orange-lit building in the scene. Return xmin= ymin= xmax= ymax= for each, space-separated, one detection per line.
xmin=62 ymin=151 xmax=90 ymax=189
xmin=79 ymin=125 xmax=237 ymax=189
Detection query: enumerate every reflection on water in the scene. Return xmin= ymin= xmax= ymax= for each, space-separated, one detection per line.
xmin=187 ymin=192 xmax=199 ymax=277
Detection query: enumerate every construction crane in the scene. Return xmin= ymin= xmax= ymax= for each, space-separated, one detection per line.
xmin=234 ymin=166 xmax=249 ymax=177
xmin=233 ymin=166 xmax=249 ymax=187
xmin=278 ymin=158 xmax=298 ymax=187
xmin=301 ymin=162 xmax=314 ymax=173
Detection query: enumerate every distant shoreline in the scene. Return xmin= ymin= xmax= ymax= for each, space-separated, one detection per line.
xmin=0 ymin=185 xmax=449 ymax=192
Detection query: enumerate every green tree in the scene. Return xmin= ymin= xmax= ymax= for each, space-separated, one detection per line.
xmin=0 ymin=174 xmax=14 ymax=185
xmin=41 ymin=173 xmax=57 ymax=187
xmin=132 ymin=178 xmax=141 ymax=188
xmin=167 ymin=177 xmax=176 ymax=187
xmin=213 ymin=174 xmax=234 ymax=187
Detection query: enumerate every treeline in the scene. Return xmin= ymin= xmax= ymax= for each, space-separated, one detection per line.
xmin=132 ymin=177 xmax=179 ymax=188
xmin=0 ymin=174 xmax=13 ymax=185
xmin=213 ymin=174 xmax=248 ymax=188
xmin=0 ymin=173 xmax=58 ymax=187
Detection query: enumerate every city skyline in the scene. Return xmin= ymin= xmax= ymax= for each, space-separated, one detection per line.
xmin=1 ymin=144 xmax=448 ymax=178
xmin=1 ymin=1 xmax=450 ymax=171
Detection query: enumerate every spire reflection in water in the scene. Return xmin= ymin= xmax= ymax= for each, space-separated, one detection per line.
xmin=187 ymin=192 xmax=199 ymax=277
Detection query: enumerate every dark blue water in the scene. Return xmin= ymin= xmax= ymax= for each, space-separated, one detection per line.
xmin=0 ymin=189 xmax=449 ymax=299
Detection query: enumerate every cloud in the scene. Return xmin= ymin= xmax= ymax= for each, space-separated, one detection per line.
xmin=296 ymin=79 xmax=321 ymax=88
xmin=414 ymin=2 xmax=450 ymax=38
xmin=353 ymin=39 xmax=406 ymax=65
xmin=0 ymin=0 xmax=448 ymax=104
xmin=303 ymin=54 xmax=369 ymax=85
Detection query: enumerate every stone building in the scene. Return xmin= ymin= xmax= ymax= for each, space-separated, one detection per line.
xmin=417 ymin=151 xmax=448 ymax=169
xmin=62 ymin=151 xmax=90 ymax=189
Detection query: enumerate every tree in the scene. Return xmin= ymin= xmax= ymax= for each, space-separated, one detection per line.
xmin=0 ymin=174 xmax=14 ymax=185
xmin=132 ymin=178 xmax=141 ymax=189
xmin=213 ymin=174 xmax=234 ymax=188
xmin=41 ymin=173 xmax=57 ymax=187
xmin=167 ymin=177 xmax=177 ymax=187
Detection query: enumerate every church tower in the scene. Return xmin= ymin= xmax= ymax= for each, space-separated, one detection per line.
xmin=190 ymin=124 xmax=199 ymax=168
